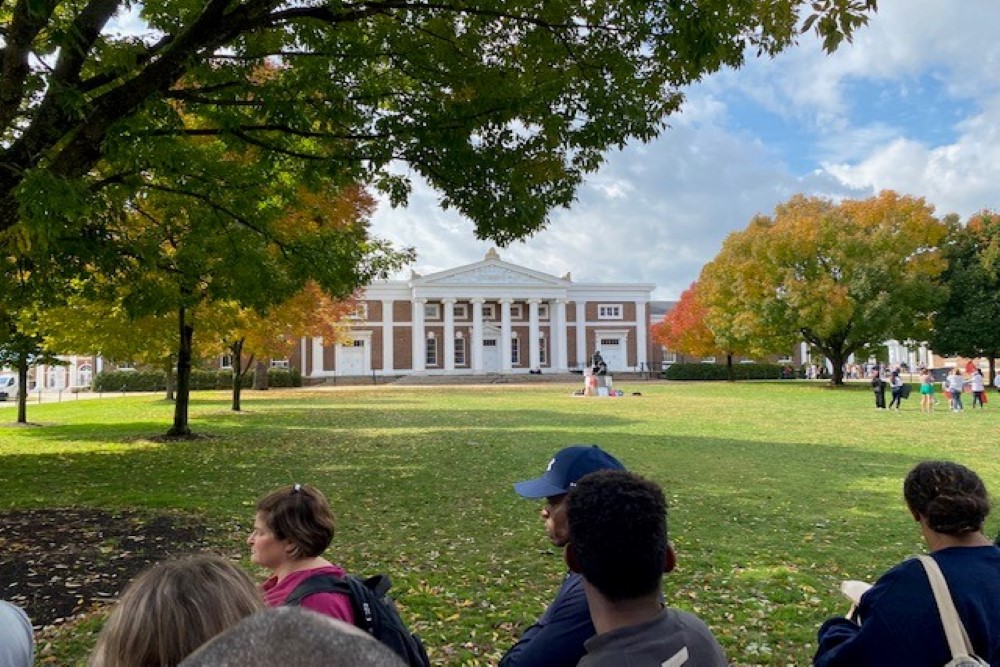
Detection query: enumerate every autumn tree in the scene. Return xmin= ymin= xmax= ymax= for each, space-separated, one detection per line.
xmin=218 ymin=282 xmax=356 ymax=411
xmin=700 ymin=191 xmax=949 ymax=385
xmin=651 ymin=281 xmax=744 ymax=380
xmin=930 ymin=210 xmax=1000 ymax=383
xmin=2 ymin=1 xmax=876 ymax=261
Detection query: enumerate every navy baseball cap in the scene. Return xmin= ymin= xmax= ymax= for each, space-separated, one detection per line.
xmin=514 ymin=445 xmax=625 ymax=499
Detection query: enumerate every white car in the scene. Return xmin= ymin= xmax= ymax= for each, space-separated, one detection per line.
xmin=0 ymin=373 xmax=17 ymax=401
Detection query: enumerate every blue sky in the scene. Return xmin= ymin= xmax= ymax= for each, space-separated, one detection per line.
xmin=370 ymin=0 xmax=1000 ymax=300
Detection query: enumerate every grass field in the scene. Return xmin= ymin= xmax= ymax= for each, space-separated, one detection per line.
xmin=2 ymin=381 xmax=998 ymax=666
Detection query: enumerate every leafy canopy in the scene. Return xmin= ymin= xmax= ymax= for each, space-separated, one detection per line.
xmin=699 ymin=191 xmax=949 ymax=384
xmin=1 ymin=0 xmax=878 ymax=250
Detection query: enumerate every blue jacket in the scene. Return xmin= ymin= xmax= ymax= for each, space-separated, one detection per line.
xmin=499 ymin=572 xmax=594 ymax=667
xmin=815 ymin=546 xmax=1000 ymax=666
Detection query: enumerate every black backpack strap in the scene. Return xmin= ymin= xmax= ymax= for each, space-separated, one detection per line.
xmin=283 ymin=573 xmax=352 ymax=607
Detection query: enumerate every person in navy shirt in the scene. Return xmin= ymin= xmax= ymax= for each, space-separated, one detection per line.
xmin=499 ymin=445 xmax=625 ymax=667
xmin=815 ymin=460 xmax=1000 ymax=666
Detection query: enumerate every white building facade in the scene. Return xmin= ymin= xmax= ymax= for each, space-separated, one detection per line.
xmin=294 ymin=249 xmax=657 ymax=379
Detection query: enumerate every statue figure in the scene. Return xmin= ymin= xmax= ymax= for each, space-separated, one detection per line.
xmin=590 ymin=350 xmax=608 ymax=376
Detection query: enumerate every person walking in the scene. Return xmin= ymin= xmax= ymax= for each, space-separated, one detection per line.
xmin=887 ymin=370 xmax=904 ymax=411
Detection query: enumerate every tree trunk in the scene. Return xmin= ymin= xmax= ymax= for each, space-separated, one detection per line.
xmin=726 ymin=353 xmax=735 ymax=382
xmin=253 ymin=359 xmax=269 ymax=390
xmin=230 ymin=339 xmax=248 ymax=412
xmin=16 ymin=356 xmax=28 ymax=424
xmin=829 ymin=350 xmax=846 ymax=385
xmin=164 ymin=355 xmax=175 ymax=401
xmin=988 ymin=354 xmax=997 ymax=387
xmin=168 ymin=306 xmax=194 ymax=437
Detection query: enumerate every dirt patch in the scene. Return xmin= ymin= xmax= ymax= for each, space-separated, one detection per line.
xmin=0 ymin=508 xmax=225 ymax=628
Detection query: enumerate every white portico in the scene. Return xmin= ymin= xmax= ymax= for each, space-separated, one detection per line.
xmin=295 ymin=249 xmax=656 ymax=378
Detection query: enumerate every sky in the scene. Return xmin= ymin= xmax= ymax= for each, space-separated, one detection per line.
xmin=368 ymin=0 xmax=1000 ymax=300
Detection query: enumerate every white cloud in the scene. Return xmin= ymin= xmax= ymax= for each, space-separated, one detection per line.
xmin=370 ymin=0 xmax=1000 ymax=300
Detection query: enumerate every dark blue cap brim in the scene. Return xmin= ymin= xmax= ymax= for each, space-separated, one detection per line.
xmin=514 ymin=476 xmax=568 ymax=499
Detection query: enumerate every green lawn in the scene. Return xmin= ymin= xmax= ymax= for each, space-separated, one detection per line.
xmin=2 ymin=382 xmax=998 ymax=666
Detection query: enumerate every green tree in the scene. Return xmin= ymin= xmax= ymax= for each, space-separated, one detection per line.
xmin=930 ymin=211 xmax=1000 ymax=383
xmin=2 ymin=0 xmax=876 ymax=251
xmin=700 ymin=191 xmax=949 ymax=385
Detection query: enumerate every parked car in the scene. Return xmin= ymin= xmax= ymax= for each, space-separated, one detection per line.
xmin=0 ymin=373 xmax=17 ymax=401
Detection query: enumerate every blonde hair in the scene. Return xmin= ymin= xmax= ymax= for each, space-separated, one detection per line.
xmin=89 ymin=554 xmax=263 ymax=667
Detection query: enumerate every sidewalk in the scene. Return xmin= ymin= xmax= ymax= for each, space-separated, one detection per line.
xmin=0 ymin=389 xmax=158 ymax=407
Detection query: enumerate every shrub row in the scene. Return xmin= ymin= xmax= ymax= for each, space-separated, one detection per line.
xmin=93 ymin=368 xmax=301 ymax=392
xmin=662 ymin=363 xmax=793 ymax=381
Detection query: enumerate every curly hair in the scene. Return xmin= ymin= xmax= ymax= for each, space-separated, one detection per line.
xmin=904 ymin=461 xmax=990 ymax=536
xmin=257 ymin=484 xmax=335 ymax=559
xmin=566 ymin=470 xmax=668 ymax=602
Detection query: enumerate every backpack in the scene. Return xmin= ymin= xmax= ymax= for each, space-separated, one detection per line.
xmin=284 ymin=573 xmax=430 ymax=667
xmin=916 ymin=555 xmax=988 ymax=667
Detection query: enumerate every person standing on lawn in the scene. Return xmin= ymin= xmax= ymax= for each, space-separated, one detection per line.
xmin=566 ymin=470 xmax=728 ymax=666
xmin=948 ymin=368 xmax=965 ymax=412
xmin=499 ymin=445 xmax=625 ymax=667
xmin=887 ymin=370 xmax=905 ymax=411
xmin=970 ymin=368 xmax=986 ymax=408
xmin=919 ymin=369 xmax=935 ymax=413
xmin=871 ymin=369 xmax=887 ymax=410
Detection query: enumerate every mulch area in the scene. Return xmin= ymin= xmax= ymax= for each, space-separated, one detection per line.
xmin=0 ymin=508 xmax=225 ymax=629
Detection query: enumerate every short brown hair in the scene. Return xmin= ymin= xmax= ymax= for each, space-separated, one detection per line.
xmin=89 ymin=554 xmax=262 ymax=667
xmin=256 ymin=484 xmax=335 ymax=559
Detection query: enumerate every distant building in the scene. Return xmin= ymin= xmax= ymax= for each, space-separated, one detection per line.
xmin=289 ymin=249 xmax=658 ymax=379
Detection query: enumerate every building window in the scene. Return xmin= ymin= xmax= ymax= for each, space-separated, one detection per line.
xmin=510 ymin=304 xmax=523 ymax=319
xmin=539 ymin=337 xmax=547 ymax=365
xmin=424 ymin=302 xmax=440 ymax=320
xmin=598 ymin=304 xmax=622 ymax=320
xmin=426 ymin=335 xmax=438 ymax=366
xmin=117 ymin=361 xmax=135 ymax=371
xmin=453 ymin=303 xmax=469 ymax=320
xmin=220 ymin=355 xmax=233 ymax=369
xmin=662 ymin=348 xmax=677 ymax=364
xmin=482 ymin=304 xmax=496 ymax=320
xmin=778 ymin=354 xmax=793 ymax=364
xmin=600 ymin=338 xmax=621 ymax=346
xmin=349 ymin=303 xmax=368 ymax=320
xmin=270 ymin=358 xmax=290 ymax=368
xmin=511 ymin=336 xmax=520 ymax=364
xmin=702 ymin=356 xmax=716 ymax=364
xmin=455 ymin=336 xmax=466 ymax=366
xmin=77 ymin=363 xmax=93 ymax=387
xmin=538 ymin=304 xmax=550 ymax=320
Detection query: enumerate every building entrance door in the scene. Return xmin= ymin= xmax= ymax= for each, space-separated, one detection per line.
xmin=482 ymin=338 xmax=500 ymax=373
xmin=598 ymin=338 xmax=626 ymax=372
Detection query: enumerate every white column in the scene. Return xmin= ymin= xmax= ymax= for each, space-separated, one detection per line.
xmin=471 ymin=298 xmax=484 ymax=374
xmin=381 ymin=300 xmax=394 ymax=375
xmin=299 ymin=337 xmax=307 ymax=375
xmin=554 ymin=299 xmax=568 ymax=371
xmin=312 ymin=337 xmax=325 ymax=375
xmin=528 ymin=298 xmax=541 ymax=371
xmin=635 ymin=300 xmax=648 ymax=371
xmin=500 ymin=298 xmax=513 ymax=373
xmin=70 ymin=355 xmax=79 ymax=387
xmin=443 ymin=298 xmax=456 ymax=372
xmin=412 ymin=299 xmax=426 ymax=372
xmin=575 ymin=300 xmax=587 ymax=369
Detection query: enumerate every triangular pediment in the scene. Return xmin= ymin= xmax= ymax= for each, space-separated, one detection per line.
xmin=415 ymin=257 xmax=568 ymax=287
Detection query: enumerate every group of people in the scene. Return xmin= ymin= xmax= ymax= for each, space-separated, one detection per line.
xmin=872 ymin=366 xmax=997 ymax=412
xmin=3 ymin=453 xmax=999 ymax=666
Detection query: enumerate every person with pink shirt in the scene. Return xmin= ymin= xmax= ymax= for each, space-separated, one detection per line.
xmin=248 ymin=484 xmax=354 ymax=623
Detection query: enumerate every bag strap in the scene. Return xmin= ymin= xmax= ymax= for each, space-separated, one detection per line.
xmin=283 ymin=574 xmax=351 ymax=607
xmin=915 ymin=555 xmax=977 ymax=659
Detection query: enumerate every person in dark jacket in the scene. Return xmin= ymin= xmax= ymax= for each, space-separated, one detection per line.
xmin=814 ymin=461 xmax=1000 ymax=666
xmin=499 ymin=445 xmax=625 ymax=667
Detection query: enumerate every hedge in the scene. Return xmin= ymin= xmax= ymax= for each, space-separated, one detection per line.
xmin=93 ymin=368 xmax=301 ymax=392
xmin=662 ymin=363 xmax=794 ymax=381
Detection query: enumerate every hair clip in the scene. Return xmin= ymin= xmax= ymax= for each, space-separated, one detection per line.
xmin=293 ymin=483 xmax=302 ymax=493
